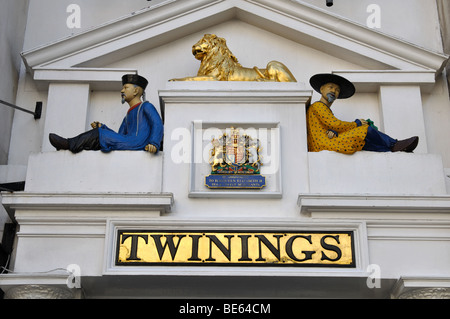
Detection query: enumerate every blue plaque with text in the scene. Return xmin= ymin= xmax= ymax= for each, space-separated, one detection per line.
xmin=205 ymin=174 xmax=266 ymax=189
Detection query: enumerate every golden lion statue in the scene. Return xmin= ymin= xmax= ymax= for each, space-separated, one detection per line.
xmin=170 ymin=34 xmax=297 ymax=82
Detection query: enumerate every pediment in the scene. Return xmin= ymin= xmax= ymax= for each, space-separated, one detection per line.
xmin=22 ymin=0 xmax=448 ymax=87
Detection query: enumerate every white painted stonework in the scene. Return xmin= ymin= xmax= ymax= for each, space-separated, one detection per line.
xmin=1 ymin=0 xmax=450 ymax=299
xmin=24 ymin=151 xmax=164 ymax=194
xmin=159 ymin=81 xmax=310 ymax=199
xmin=308 ymin=151 xmax=447 ymax=196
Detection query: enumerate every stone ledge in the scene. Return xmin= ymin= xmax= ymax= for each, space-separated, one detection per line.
xmin=298 ymin=194 xmax=450 ymax=218
xmin=1 ymin=192 xmax=174 ymax=218
xmin=308 ymin=151 xmax=447 ymax=196
xmin=159 ymin=81 xmax=311 ymax=104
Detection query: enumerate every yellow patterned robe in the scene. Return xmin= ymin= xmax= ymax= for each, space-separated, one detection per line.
xmin=307 ymin=101 xmax=368 ymax=154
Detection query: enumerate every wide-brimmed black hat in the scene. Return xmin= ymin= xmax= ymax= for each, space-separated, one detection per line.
xmin=309 ymin=73 xmax=355 ymax=99
xmin=122 ymin=74 xmax=148 ymax=90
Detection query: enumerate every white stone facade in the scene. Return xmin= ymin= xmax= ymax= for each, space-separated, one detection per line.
xmin=1 ymin=0 xmax=450 ymax=299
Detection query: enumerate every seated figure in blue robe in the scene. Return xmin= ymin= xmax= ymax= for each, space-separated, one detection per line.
xmin=49 ymin=74 xmax=164 ymax=154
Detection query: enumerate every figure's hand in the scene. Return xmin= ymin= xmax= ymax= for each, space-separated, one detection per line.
xmin=145 ymin=144 xmax=157 ymax=153
xmin=91 ymin=121 xmax=102 ymax=129
xmin=327 ymin=130 xmax=337 ymax=139
xmin=359 ymin=119 xmax=368 ymax=126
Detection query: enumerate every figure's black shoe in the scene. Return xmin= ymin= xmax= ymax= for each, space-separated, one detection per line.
xmin=391 ymin=136 xmax=419 ymax=153
xmin=49 ymin=133 xmax=69 ymax=151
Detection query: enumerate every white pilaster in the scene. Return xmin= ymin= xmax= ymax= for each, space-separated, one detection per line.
xmin=42 ymin=83 xmax=90 ymax=152
xmin=379 ymin=86 xmax=428 ymax=153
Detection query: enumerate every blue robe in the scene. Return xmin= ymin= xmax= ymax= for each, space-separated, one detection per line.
xmin=98 ymin=101 xmax=164 ymax=153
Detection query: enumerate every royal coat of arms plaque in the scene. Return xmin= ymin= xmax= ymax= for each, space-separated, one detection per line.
xmin=205 ymin=127 xmax=266 ymax=189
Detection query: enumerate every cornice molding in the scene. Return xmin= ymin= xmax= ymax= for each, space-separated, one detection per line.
xmin=159 ymin=81 xmax=312 ymax=104
xmin=333 ymin=70 xmax=437 ymax=93
xmin=32 ymin=67 xmax=138 ymax=90
xmin=298 ymin=194 xmax=450 ymax=216
xmin=1 ymin=192 xmax=175 ymax=217
xmin=21 ymin=0 xmax=449 ymax=75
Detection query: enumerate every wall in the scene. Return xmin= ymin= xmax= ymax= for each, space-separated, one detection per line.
xmin=301 ymin=0 xmax=443 ymax=52
xmin=22 ymin=0 xmax=444 ymax=53
xmin=9 ymin=0 xmax=449 ymax=168
xmin=22 ymin=0 xmax=168 ymax=51
xmin=0 ymin=0 xmax=28 ymax=247
xmin=2 ymin=0 xmax=450 ymax=299
xmin=0 ymin=0 xmax=29 ymax=165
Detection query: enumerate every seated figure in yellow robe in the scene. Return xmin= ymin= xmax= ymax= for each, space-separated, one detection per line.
xmin=307 ymin=73 xmax=419 ymax=154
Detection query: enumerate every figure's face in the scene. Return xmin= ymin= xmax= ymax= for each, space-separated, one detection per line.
xmin=320 ymin=82 xmax=341 ymax=104
xmin=121 ymin=84 xmax=139 ymax=104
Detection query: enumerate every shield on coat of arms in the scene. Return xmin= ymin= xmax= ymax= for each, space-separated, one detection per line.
xmin=225 ymin=134 xmax=246 ymax=165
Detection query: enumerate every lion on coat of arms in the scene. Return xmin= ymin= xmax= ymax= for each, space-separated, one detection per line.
xmin=170 ymin=34 xmax=297 ymax=82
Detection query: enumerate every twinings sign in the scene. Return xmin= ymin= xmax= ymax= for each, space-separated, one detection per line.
xmin=116 ymin=231 xmax=355 ymax=267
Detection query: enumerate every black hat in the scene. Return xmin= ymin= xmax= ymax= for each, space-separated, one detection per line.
xmin=309 ymin=73 xmax=355 ymax=99
xmin=122 ymin=74 xmax=148 ymax=90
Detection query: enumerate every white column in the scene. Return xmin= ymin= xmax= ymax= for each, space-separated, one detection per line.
xmin=42 ymin=83 xmax=90 ymax=152
xmin=379 ymin=86 xmax=428 ymax=153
